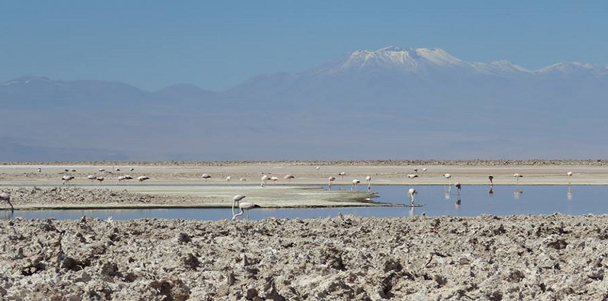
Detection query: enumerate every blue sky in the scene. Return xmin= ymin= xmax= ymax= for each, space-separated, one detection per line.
xmin=1 ymin=1 xmax=606 ymax=91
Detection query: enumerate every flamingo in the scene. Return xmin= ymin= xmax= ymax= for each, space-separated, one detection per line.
xmin=232 ymin=195 xmax=260 ymax=220
xmin=488 ymin=175 xmax=494 ymax=185
xmin=240 ymin=178 xmax=246 ymax=182
xmin=316 ymin=166 xmax=320 ymax=170
xmin=339 ymin=172 xmax=346 ymax=179
xmin=407 ymin=174 xmax=418 ymax=179
xmin=566 ymin=171 xmax=574 ymax=198
xmin=96 ymin=177 xmax=104 ymax=185
xmin=328 ymin=176 xmax=336 ymax=190
xmin=98 ymin=168 xmax=105 ymax=173
xmin=270 ymin=176 xmax=280 ymax=183
xmin=232 ymin=195 xmax=246 ymax=215
xmin=130 ymin=168 xmax=135 ymax=171
xmin=408 ymin=188 xmax=417 ymax=206
xmin=61 ymin=175 xmax=75 ymax=185
xmin=261 ymin=174 xmax=269 ymax=187
xmin=87 ymin=175 xmax=97 ymax=181
xmin=225 ymin=176 xmax=232 ymax=182
xmin=365 ymin=176 xmax=372 ymax=191
xmin=202 ymin=174 xmax=211 ymax=181
xmin=284 ymin=174 xmax=295 ymax=183
xmin=443 ymin=174 xmax=452 ymax=185
xmin=0 ymin=192 xmax=14 ymax=212
xmin=117 ymin=175 xmax=133 ymax=184
xmin=351 ymin=179 xmax=361 ymax=191
xmin=137 ymin=176 xmax=149 ymax=182
xmin=514 ymin=173 xmax=523 ymax=184
xmin=422 ymin=168 xmax=427 ymax=173
xmin=454 ymin=182 xmax=462 ymax=197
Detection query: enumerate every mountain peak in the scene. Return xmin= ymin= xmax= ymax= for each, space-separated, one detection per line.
xmin=316 ymin=46 xmax=466 ymax=74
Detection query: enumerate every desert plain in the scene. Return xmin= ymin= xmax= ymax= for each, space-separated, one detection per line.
xmin=1 ymin=160 xmax=608 ymax=300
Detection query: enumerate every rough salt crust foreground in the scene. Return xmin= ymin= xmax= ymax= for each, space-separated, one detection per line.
xmin=1 ymin=214 xmax=607 ymax=300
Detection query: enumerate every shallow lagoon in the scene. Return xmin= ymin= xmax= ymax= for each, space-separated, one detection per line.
xmin=3 ymin=184 xmax=606 ymax=221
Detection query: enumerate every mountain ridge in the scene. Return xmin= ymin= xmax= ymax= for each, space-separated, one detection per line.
xmin=1 ymin=46 xmax=607 ymax=161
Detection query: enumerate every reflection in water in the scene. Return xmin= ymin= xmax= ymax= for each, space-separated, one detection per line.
xmin=3 ymin=185 xmax=603 ymax=221
xmin=444 ymin=185 xmax=451 ymax=200
xmin=489 ymin=185 xmax=494 ymax=196
xmin=567 ymin=186 xmax=573 ymax=201
xmin=409 ymin=206 xmax=415 ymax=217
xmin=514 ymin=189 xmax=523 ymax=200
xmin=2 ymin=210 xmax=13 ymax=220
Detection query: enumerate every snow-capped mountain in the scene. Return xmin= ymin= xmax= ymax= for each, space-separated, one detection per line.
xmin=313 ymin=46 xmax=469 ymax=75
xmin=1 ymin=46 xmax=608 ymax=161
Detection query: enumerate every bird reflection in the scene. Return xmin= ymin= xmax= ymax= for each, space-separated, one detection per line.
xmin=409 ymin=206 xmax=415 ymax=217
xmin=514 ymin=189 xmax=522 ymax=200
xmin=567 ymin=186 xmax=573 ymax=201
xmin=488 ymin=185 xmax=494 ymax=196
xmin=455 ymin=197 xmax=461 ymax=208
xmin=1 ymin=210 xmax=14 ymax=221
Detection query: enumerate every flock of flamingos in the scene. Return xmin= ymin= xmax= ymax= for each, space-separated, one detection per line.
xmin=0 ymin=166 xmax=577 ymax=220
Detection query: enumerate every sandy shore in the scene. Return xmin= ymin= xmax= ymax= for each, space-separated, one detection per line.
xmin=1 ymin=214 xmax=607 ymax=300
xmin=1 ymin=160 xmax=607 ymax=210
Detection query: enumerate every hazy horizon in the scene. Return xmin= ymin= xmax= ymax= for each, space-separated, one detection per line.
xmin=1 ymin=1 xmax=607 ymax=91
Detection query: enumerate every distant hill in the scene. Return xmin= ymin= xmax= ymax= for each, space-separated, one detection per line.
xmin=1 ymin=47 xmax=607 ymax=161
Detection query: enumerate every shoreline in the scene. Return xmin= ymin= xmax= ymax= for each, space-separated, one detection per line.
xmin=1 ymin=161 xmax=607 ymax=210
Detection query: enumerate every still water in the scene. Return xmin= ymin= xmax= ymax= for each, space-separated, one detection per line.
xmin=3 ymin=185 xmax=606 ymax=221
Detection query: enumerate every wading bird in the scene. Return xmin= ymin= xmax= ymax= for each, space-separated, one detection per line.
xmin=261 ymin=174 xmax=269 ymax=187
xmin=232 ymin=195 xmax=260 ymax=220
xmin=514 ymin=173 xmax=523 ymax=184
xmin=117 ymin=175 xmax=133 ymax=184
xmin=351 ymin=179 xmax=361 ymax=191
xmin=202 ymin=174 xmax=211 ymax=180
xmin=455 ymin=183 xmax=462 ymax=197
xmin=62 ymin=175 xmax=75 ymax=185
xmin=96 ymin=177 xmax=104 ymax=184
xmin=328 ymin=176 xmax=336 ymax=190
xmin=0 ymin=192 xmax=14 ymax=212
xmin=488 ymin=175 xmax=494 ymax=185
xmin=408 ymin=188 xmax=417 ymax=206
xmin=407 ymin=174 xmax=418 ymax=179
xmin=444 ymin=173 xmax=452 ymax=185
xmin=137 ymin=176 xmax=149 ymax=182
xmin=284 ymin=174 xmax=295 ymax=183
xmin=87 ymin=175 xmax=97 ymax=181
xmin=339 ymin=172 xmax=346 ymax=178
xmin=365 ymin=176 xmax=372 ymax=191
